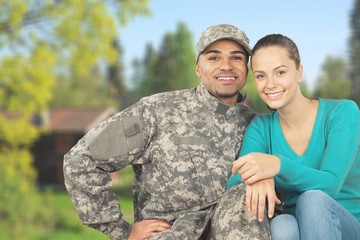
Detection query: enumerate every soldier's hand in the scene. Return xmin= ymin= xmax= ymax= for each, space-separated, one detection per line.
xmin=128 ymin=219 xmax=172 ymax=240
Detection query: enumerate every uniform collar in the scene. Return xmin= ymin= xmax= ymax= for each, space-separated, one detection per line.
xmin=195 ymin=83 xmax=246 ymax=116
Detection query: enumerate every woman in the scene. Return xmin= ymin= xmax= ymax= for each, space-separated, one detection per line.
xmin=227 ymin=34 xmax=360 ymax=239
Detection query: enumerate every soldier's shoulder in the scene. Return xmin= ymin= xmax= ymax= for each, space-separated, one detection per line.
xmin=240 ymin=104 xmax=258 ymax=120
xmin=140 ymin=88 xmax=195 ymax=106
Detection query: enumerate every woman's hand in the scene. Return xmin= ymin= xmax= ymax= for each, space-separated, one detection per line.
xmin=128 ymin=219 xmax=172 ymax=240
xmin=245 ymin=178 xmax=281 ymax=221
xmin=232 ymin=153 xmax=280 ymax=184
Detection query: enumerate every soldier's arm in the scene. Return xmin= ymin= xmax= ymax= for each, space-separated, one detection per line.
xmin=63 ymin=101 xmax=154 ymax=239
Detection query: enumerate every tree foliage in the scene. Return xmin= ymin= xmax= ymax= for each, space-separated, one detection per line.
xmin=0 ymin=0 xmax=151 ymax=108
xmin=0 ymin=38 xmax=56 ymax=240
xmin=133 ymin=22 xmax=199 ymax=95
xmin=314 ymin=56 xmax=351 ymax=99
xmin=0 ymin=0 xmax=151 ymax=238
xmin=349 ymin=0 xmax=360 ymax=105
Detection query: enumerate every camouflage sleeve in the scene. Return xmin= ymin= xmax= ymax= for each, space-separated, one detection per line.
xmin=63 ymin=100 xmax=154 ymax=239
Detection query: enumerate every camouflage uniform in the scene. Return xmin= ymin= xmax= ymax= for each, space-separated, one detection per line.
xmin=209 ymin=183 xmax=271 ymax=239
xmin=64 ymin=82 xmax=269 ymax=239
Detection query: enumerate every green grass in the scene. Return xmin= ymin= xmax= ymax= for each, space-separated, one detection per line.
xmin=0 ymin=167 xmax=135 ymax=240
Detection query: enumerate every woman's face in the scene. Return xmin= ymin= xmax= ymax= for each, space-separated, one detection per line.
xmin=251 ymin=46 xmax=302 ymax=110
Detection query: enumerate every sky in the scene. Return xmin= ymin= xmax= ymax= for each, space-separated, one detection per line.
xmin=119 ymin=0 xmax=354 ymax=90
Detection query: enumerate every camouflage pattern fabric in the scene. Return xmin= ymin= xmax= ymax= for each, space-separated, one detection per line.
xmin=208 ymin=183 xmax=271 ymax=240
xmin=63 ymin=83 xmax=258 ymax=239
xmin=195 ymin=23 xmax=252 ymax=60
xmin=148 ymin=208 xmax=213 ymax=240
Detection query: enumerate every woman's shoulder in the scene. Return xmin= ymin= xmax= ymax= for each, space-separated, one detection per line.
xmin=248 ymin=111 xmax=277 ymax=129
xmin=319 ymin=98 xmax=359 ymax=115
xmin=253 ymin=110 xmax=277 ymax=121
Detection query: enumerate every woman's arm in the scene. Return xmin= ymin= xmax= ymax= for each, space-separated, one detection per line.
xmin=232 ymin=152 xmax=280 ymax=185
xmin=227 ymin=115 xmax=280 ymax=221
xmin=276 ymin=101 xmax=359 ymax=196
xmin=232 ymin=100 xmax=360 ymax=197
xmin=245 ymin=178 xmax=281 ymax=221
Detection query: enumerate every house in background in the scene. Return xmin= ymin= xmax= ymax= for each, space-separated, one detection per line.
xmin=31 ymin=107 xmax=115 ymax=188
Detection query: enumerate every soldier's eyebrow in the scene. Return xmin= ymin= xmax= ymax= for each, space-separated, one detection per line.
xmin=205 ymin=50 xmax=246 ymax=56
xmin=205 ymin=50 xmax=221 ymax=55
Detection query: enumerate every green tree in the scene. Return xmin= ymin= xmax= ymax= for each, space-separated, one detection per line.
xmin=135 ymin=22 xmax=199 ymax=95
xmin=171 ymin=22 xmax=199 ymax=90
xmin=349 ymin=0 xmax=360 ymax=105
xmin=0 ymin=1 xmax=151 ymax=238
xmin=107 ymin=39 xmax=127 ymax=103
xmin=314 ymin=56 xmax=351 ymax=99
xmin=48 ymin=1 xmax=147 ymax=108
xmin=0 ymin=0 xmax=151 ymax=108
xmin=137 ymin=42 xmax=161 ymax=95
xmin=0 ymin=44 xmax=56 ymax=240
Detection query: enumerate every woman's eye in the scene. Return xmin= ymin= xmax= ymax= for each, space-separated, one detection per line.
xmin=277 ymin=70 xmax=286 ymax=76
xmin=255 ymin=75 xmax=264 ymax=80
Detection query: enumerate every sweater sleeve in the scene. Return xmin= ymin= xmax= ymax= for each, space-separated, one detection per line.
xmin=278 ymin=100 xmax=360 ymax=196
xmin=227 ymin=115 xmax=269 ymax=189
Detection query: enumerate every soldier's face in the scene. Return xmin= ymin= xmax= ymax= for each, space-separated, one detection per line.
xmin=196 ymin=39 xmax=248 ymax=105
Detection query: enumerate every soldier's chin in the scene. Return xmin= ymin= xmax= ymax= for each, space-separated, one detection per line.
xmin=215 ymin=91 xmax=238 ymax=99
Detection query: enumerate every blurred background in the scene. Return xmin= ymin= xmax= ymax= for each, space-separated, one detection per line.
xmin=0 ymin=0 xmax=359 ymax=239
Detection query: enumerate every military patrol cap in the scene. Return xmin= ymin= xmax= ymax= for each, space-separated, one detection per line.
xmin=196 ymin=24 xmax=252 ymax=62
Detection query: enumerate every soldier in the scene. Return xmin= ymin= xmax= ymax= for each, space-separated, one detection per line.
xmin=63 ymin=24 xmax=270 ymax=240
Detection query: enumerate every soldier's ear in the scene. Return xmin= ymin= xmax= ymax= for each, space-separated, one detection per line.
xmin=195 ymin=64 xmax=201 ymax=78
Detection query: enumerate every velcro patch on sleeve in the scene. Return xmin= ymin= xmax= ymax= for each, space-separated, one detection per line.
xmin=88 ymin=116 xmax=145 ymax=160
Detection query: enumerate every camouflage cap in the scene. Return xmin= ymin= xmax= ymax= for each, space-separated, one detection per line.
xmin=195 ymin=24 xmax=251 ymax=62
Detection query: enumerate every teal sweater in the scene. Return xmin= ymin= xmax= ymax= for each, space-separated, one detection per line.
xmin=227 ymin=99 xmax=360 ymax=221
